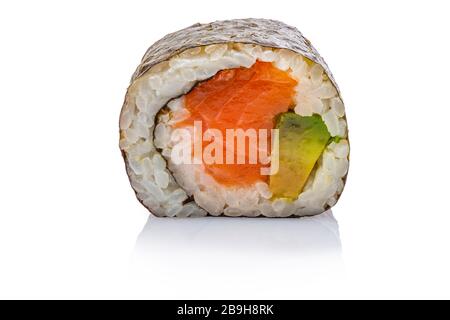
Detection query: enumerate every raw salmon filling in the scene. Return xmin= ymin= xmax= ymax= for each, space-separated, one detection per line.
xmin=176 ymin=61 xmax=298 ymax=186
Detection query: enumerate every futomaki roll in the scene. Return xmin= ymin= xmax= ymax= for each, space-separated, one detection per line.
xmin=119 ymin=19 xmax=349 ymax=217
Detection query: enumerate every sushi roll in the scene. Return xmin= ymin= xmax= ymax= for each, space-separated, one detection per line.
xmin=119 ymin=18 xmax=349 ymax=217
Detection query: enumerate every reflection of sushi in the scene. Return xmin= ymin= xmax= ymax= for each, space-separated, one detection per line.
xmin=119 ymin=18 xmax=349 ymax=217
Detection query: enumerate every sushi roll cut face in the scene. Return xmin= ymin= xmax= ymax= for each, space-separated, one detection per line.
xmin=120 ymin=19 xmax=349 ymax=217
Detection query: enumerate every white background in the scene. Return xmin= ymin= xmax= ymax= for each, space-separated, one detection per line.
xmin=1 ymin=0 xmax=449 ymax=299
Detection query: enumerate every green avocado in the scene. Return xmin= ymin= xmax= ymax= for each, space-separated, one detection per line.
xmin=269 ymin=113 xmax=331 ymax=199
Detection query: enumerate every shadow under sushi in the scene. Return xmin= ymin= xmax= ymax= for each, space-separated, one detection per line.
xmin=135 ymin=210 xmax=342 ymax=258
xmin=135 ymin=210 xmax=342 ymax=256
xmin=131 ymin=211 xmax=343 ymax=298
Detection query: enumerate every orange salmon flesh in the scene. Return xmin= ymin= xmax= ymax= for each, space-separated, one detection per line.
xmin=176 ymin=61 xmax=298 ymax=186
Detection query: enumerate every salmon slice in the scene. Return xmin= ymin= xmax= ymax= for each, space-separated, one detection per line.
xmin=177 ymin=60 xmax=298 ymax=186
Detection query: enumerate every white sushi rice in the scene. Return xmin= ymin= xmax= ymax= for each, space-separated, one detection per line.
xmin=120 ymin=43 xmax=349 ymax=217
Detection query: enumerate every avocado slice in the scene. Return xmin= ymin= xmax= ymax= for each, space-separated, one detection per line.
xmin=269 ymin=113 xmax=331 ymax=199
